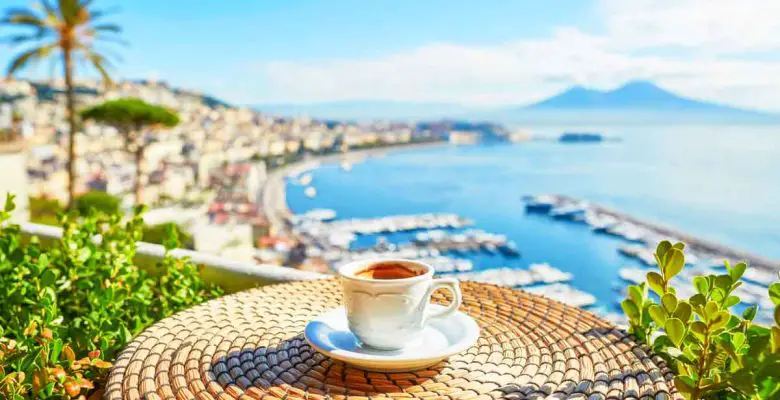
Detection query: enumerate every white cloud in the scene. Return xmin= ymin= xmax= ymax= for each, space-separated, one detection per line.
xmin=600 ymin=0 xmax=780 ymax=54
xmin=234 ymin=0 xmax=780 ymax=111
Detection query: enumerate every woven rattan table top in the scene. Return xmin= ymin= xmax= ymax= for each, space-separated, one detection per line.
xmin=106 ymin=279 xmax=681 ymax=400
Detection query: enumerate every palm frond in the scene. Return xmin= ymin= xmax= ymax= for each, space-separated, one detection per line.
xmin=0 ymin=9 xmax=47 ymax=28
xmin=87 ymin=7 xmax=120 ymax=23
xmin=90 ymin=23 xmax=121 ymax=33
xmin=40 ymin=0 xmax=61 ymax=26
xmin=6 ymin=44 xmax=57 ymax=76
xmin=87 ymin=45 xmax=124 ymax=63
xmin=41 ymin=0 xmax=58 ymax=15
xmin=84 ymin=50 xmax=113 ymax=86
xmin=0 ymin=32 xmax=49 ymax=45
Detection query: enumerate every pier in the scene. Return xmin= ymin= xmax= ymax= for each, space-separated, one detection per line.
xmin=525 ymin=194 xmax=780 ymax=273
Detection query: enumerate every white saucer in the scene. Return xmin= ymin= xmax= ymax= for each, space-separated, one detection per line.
xmin=304 ymin=305 xmax=480 ymax=372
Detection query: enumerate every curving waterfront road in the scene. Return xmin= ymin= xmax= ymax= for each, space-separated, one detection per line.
xmin=260 ymin=141 xmax=448 ymax=235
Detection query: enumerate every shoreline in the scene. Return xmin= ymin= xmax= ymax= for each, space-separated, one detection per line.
xmin=261 ymin=140 xmax=448 ymax=235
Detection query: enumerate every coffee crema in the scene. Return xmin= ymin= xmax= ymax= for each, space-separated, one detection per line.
xmin=354 ymin=262 xmax=423 ymax=280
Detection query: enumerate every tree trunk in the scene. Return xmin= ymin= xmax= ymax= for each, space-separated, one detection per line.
xmin=63 ymin=48 xmax=78 ymax=209
xmin=134 ymin=144 xmax=144 ymax=205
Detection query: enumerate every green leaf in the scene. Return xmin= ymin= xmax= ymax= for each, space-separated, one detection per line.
xmin=729 ymin=370 xmax=757 ymax=396
xmin=656 ymin=240 xmax=672 ymax=265
xmin=665 ymin=318 xmax=686 ymax=347
xmin=690 ymin=321 xmax=707 ymax=340
xmin=49 ymin=339 xmax=63 ymax=363
xmin=714 ymin=274 xmax=733 ymax=291
xmin=628 ymin=285 xmax=644 ymax=307
xmin=769 ymin=283 xmax=780 ymax=306
xmin=729 ymin=262 xmax=747 ymax=281
xmin=690 ymin=293 xmax=706 ymax=309
xmin=742 ymin=305 xmax=758 ymax=321
xmin=646 ymin=272 xmax=665 ymax=295
xmin=710 ymin=288 xmax=726 ymax=303
xmin=648 ymin=304 xmax=666 ymax=326
xmin=692 ymin=276 xmax=709 ymax=295
xmin=723 ymin=295 xmax=740 ymax=308
xmin=732 ymin=332 xmax=746 ymax=349
xmin=704 ymin=301 xmax=719 ymax=320
xmin=663 ymin=248 xmax=685 ymax=280
xmin=39 ymin=269 xmax=56 ymax=287
xmin=726 ymin=315 xmax=741 ymax=330
xmin=711 ymin=311 xmax=730 ymax=330
xmin=661 ymin=293 xmax=678 ymax=313
xmin=4 ymin=193 xmax=16 ymax=212
xmin=672 ymin=242 xmax=686 ymax=250
xmin=674 ymin=376 xmax=695 ymax=398
xmin=674 ymin=302 xmax=692 ymax=322
xmin=621 ymin=299 xmax=640 ymax=320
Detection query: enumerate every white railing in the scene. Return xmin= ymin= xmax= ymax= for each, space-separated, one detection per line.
xmin=20 ymin=222 xmax=328 ymax=292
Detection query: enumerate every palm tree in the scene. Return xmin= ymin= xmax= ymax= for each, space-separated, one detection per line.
xmin=1 ymin=0 xmax=123 ymax=208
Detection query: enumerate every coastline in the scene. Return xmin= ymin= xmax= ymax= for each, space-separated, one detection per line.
xmin=261 ymin=140 xmax=448 ymax=235
xmin=266 ymin=141 xmax=780 ymax=275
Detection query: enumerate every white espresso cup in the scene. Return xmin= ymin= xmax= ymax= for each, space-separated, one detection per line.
xmin=338 ymin=259 xmax=462 ymax=350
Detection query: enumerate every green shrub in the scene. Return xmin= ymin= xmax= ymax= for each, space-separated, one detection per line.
xmin=0 ymin=194 xmax=223 ymax=399
xmin=74 ymin=191 xmax=120 ymax=216
xmin=28 ymin=196 xmax=65 ymax=226
xmin=622 ymin=241 xmax=780 ymax=400
xmin=142 ymin=223 xmax=194 ymax=250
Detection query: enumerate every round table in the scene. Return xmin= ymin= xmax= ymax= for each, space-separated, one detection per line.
xmin=106 ymin=280 xmax=681 ymax=400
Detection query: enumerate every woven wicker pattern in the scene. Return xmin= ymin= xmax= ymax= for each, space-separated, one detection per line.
xmin=106 ymin=280 xmax=681 ymax=400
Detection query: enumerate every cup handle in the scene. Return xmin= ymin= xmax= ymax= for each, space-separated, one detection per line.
xmin=423 ymin=277 xmax=462 ymax=321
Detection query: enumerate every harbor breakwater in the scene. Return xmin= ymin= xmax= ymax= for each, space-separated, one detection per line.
xmin=548 ymin=194 xmax=780 ymax=273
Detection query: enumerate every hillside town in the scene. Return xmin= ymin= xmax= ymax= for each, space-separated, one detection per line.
xmin=0 ymin=78 xmax=447 ymax=266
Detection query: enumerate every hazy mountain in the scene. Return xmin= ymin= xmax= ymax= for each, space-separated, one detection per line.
xmin=253 ymin=81 xmax=779 ymax=124
xmin=488 ymin=81 xmax=779 ymax=124
xmin=525 ymin=81 xmax=754 ymax=112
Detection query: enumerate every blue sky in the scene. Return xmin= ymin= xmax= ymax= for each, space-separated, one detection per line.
xmin=3 ymin=0 xmax=780 ymax=110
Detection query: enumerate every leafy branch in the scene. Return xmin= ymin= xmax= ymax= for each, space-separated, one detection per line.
xmin=622 ymin=240 xmax=780 ymax=400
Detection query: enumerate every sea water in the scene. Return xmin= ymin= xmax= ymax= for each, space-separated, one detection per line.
xmin=286 ymin=125 xmax=780 ymax=310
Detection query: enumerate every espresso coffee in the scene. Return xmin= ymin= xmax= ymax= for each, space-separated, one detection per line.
xmin=354 ymin=262 xmax=422 ymax=280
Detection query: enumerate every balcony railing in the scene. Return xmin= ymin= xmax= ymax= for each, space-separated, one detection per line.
xmin=20 ymin=221 xmax=328 ymax=292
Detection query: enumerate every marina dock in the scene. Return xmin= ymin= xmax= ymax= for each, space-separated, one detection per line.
xmin=525 ymin=194 xmax=780 ymax=273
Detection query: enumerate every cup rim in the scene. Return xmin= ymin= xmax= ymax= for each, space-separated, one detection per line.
xmin=338 ymin=258 xmax=434 ymax=284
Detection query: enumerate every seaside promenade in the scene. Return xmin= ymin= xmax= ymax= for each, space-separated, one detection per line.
xmin=261 ymin=141 xmax=447 ymax=235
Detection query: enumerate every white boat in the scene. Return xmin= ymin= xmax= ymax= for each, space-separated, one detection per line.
xmin=550 ymin=202 xmax=588 ymax=220
xmin=618 ymin=267 xmax=646 ymax=284
xmin=584 ymin=211 xmax=619 ymax=230
xmin=528 ymin=263 xmax=573 ymax=283
xmin=304 ymin=186 xmax=317 ymax=198
xmin=618 ymin=245 xmax=657 ymax=266
xmin=303 ymin=208 xmax=336 ymax=221
xmin=605 ymin=222 xmax=647 ymax=242
xmin=524 ymin=284 xmax=597 ymax=308
xmin=298 ymin=173 xmax=313 ymax=186
xmin=524 ymin=194 xmax=558 ymax=213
